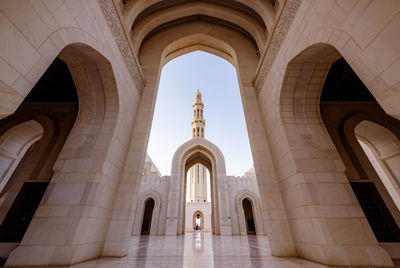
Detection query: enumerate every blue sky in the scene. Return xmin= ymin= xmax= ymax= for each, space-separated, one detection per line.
xmin=147 ymin=51 xmax=253 ymax=176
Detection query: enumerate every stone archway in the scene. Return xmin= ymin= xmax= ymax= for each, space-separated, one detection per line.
xmin=355 ymin=121 xmax=400 ymax=210
xmin=337 ymin=114 xmax=400 ymax=240
xmin=236 ymin=190 xmax=265 ymax=236
xmin=5 ymin=43 xmax=122 ymax=266
xmin=193 ymin=210 xmax=204 ymax=231
xmin=276 ymin=43 xmax=394 ymax=266
xmin=168 ymin=137 xmax=230 ymax=235
xmin=0 ymin=120 xmax=43 ymax=194
xmin=320 ymin=102 xmax=400 ymax=260
xmin=141 ymin=198 xmax=155 ymax=235
xmin=130 ymin=18 xmax=287 ymax=247
xmin=242 ymin=198 xmax=255 ymax=235
xmin=132 ymin=191 xmax=161 ymax=236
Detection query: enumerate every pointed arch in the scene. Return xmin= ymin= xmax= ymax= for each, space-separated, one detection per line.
xmin=0 ymin=120 xmax=43 ymax=194
xmin=236 ymin=190 xmax=265 ymax=236
xmin=193 ymin=210 xmax=204 ymax=230
xmin=276 ymin=43 xmax=394 ymax=266
xmin=355 ymin=121 xmax=400 ymax=210
xmin=129 ymin=14 xmax=289 ymax=253
xmin=6 ymin=38 xmax=123 ymax=266
xmin=168 ymin=137 xmax=229 ymax=235
xmin=132 ymin=191 xmax=161 ymax=236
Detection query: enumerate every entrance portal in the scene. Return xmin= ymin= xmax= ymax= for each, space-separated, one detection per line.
xmin=141 ymin=198 xmax=155 ymax=235
xmin=242 ymin=198 xmax=256 ymax=235
xmin=193 ymin=211 xmax=204 ymax=231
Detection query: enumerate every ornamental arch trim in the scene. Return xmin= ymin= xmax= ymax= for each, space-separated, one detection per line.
xmin=132 ymin=190 xmax=162 ymax=235
xmin=236 ymin=190 xmax=265 ymax=236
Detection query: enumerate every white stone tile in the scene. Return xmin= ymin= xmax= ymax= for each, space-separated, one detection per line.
xmin=0 ymin=12 xmax=41 ymax=75
xmin=0 ymin=0 xmax=52 ymax=48
xmin=42 ymin=0 xmax=63 ymax=13
xmin=0 ymin=57 xmax=19 ymax=86
xmin=11 ymin=75 xmax=33 ymax=97
xmin=53 ymin=3 xmax=78 ymax=28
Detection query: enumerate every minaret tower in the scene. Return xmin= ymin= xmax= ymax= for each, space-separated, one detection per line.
xmin=189 ymin=90 xmax=208 ymax=202
xmin=191 ymin=90 xmax=205 ymax=138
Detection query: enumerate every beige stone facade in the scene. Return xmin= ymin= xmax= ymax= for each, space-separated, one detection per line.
xmin=136 ymin=154 xmax=263 ymax=236
xmin=185 ymin=202 xmax=212 ymax=232
xmin=0 ymin=0 xmax=399 ymax=267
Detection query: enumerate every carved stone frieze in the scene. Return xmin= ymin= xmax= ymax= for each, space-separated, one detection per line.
xmin=254 ymin=0 xmax=302 ymax=93
xmin=97 ymin=0 xmax=145 ymax=94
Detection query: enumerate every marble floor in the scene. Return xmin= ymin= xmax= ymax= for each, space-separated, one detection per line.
xmin=64 ymin=233 xmax=329 ymax=268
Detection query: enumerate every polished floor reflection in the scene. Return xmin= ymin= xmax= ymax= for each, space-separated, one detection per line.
xmin=65 ymin=233 xmax=328 ymax=268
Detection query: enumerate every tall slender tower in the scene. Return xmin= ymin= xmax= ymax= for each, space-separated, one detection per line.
xmin=189 ymin=90 xmax=208 ymax=202
xmin=191 ymin=90 xmax=205 ymax=138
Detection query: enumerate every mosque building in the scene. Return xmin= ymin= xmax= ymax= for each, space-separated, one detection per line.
xmin=0 ymin=1 xmax=399 ymax=267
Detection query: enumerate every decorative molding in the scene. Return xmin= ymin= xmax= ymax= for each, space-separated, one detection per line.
xmin=254 ymin=0 xmax=302 ymax=92
xmin=97 ymin=0 xmax=145 ymax=93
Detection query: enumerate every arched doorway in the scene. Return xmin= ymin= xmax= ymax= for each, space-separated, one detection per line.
xmin=236 ymin=192 xmax=264 ymax=236
xmin=141 ymin=198 xmax=155 ymax=235
xmin=242 ymin=198 xmax=256 ymax=235
xmin=133 ymin=3 xmax=273 ymax=240
xmin=168 ymin=138 xmax=230 ymax=235
xmin=132 ymin=191 xmax=161 ymax=236
xmin=193 ymin=211 xmax=204 ymax=231
xmin=184 ymin=157 xmax=214 ymax=234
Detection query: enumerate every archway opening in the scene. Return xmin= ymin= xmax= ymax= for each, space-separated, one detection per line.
xmin=279 ymin=43 xmax=400 ymax=264
xmin=320 ymin=55 xmax=400 ymax=258
xmin=0 ymin=42 xmax=120 ymax=266
xmin=187 ymin=164 xmax=211 ymax=203
xmin=242 ymin=198 xmax=256 ymax=235
xmin=132 ymin=190 xmax=161 ymax=236
xmin=0 ymin=120 xmax=43 ymax=195
xmin=355 ymin=124 xmax=400 ymax=243
xmin=184 ymin=152 xmax=214 ymax=234
xmin=356 ymin=133 xmax=400 ymax=212
xmin=146 ymin=51 xmax=253 ymax=178
xmin=185 ymin=162 xmax=211 ymax=233
xmin=193 ymin=211 xmax=204 ymax=231
xmin=141 ymin=198 xmax=155 ymax=235
xmin=320 ymin=57 xmax=400 ymax=244
xmin=145 ymin=50 xmax=255 ymax=236
xmin=0 ymin=57 xmax=78 ymax=260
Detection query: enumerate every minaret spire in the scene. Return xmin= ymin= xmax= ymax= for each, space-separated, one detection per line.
xmin=192 ymin=89 xmax=205 ymax=138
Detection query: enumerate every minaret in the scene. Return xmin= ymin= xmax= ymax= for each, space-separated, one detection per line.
xmin=191 ymin=90 xmax=205 ymax=138
xmin=189 ymin=90 xmax=208 ymax=202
